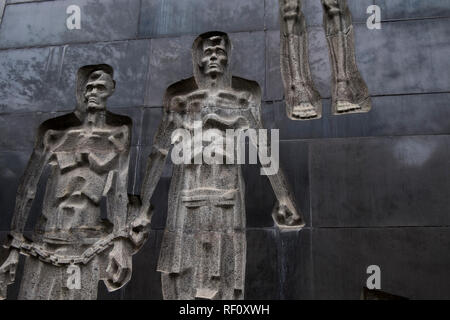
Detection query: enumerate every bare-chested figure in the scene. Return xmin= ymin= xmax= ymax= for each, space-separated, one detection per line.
xmin=134 ymin=32 xmax=303 ymax=300
xmin=280 ymin=0 xmax=371 ymax=119
xmin=0 ymin=64 xmax=147 ymax=300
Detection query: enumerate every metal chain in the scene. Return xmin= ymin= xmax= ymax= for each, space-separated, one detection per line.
xmin=8 ymin=230 xmax=128 ymax=267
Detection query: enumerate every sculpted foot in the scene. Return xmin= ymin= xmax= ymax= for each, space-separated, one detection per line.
xmin=336 ymin=101 xmax=361 ymax=113
xmin=336 ymin=100 xmax=362 ymax=113
xmin=291 ymin=103 xmax=318 ymax=119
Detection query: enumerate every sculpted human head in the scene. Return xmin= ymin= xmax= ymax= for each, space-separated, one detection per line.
xmin=200 ymin=35 xmax=229 ymax=77
xmin=84 ymin=69 xmax=115 ymax=111
xmin=193 ymin=32 xmax=231 ymax=86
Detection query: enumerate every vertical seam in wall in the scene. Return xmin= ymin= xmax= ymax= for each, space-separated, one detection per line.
xmin=310 ymin=224 xmax=314 ymax=299
xmin=264 ymin=31 xmax=268 ymax=103
xmin=308 ymin=141 xmax=315 ymax=298
xmin=136 ymin=0 xmax=142 ymax=39
xmin=308 ymin=141 xmax=313 ymax=228
xmin=263 ymin=0 xmax=268 ymax=100
xmin=263 ymin=0 xmax=266 ymax=30
xmin=143 ymin=39 xmax=153 ymax=108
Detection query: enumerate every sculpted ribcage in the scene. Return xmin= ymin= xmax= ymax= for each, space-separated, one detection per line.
xmin=41 ymin=125 xmax=127 ymax=234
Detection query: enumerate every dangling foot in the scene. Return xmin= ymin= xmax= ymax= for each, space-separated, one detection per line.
xmin=291 ymin=103 xmax=318 ymax=119
xmin=336 ymin=100 xmax=362 ymax=113
xmin=334 ymin=79 xmax=362 ymax=113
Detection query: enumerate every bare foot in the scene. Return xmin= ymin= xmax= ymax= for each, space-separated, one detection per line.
xmin=336 ymin=101 xmax=362 ymax=113
xmin=291 ymin=103 xmax=318 ymax=119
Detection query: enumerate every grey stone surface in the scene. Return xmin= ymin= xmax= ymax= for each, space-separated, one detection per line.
xmin=0 ymin=146 xmax=140 ymax=233
xmin=7 ymin=0 xmax=49 ymax=4
xmin=139 ymin=31 xmax=302 ymax=300
xmin=145 ymin=31 xmax=266 ymax=106
xmin=122 ymin=230 xmax=164 ymax=299
xmin=374 ymin=0 xmax=450 ymax=21
xmin=135 ymin=142 xmax=309 ymax=230
xmin=279 ymin=0 xmax=323 ymax=120
xmin=0 ymin=112 xmax=64 ymax=151
xmin=0 ymin=0 xmax=449 ymax=301
xmin=312 ymin=227 xmax=450 ymax=299
xmin=266 ymin=27 xmax=332 ymax=101
xmin=242 ymin=164 xmax=277 ymax=228
xmin=0 ymin=46 xmax=59 ymax=113
xmin=310 ymin=135 xmax=450 ymax=227
xmin=0 ymin=40 xmax=150 ymax=113
xmin=56 ymin=40 xmax=150 ymax=110
xmin=138 ymin=0 xmax=264 ymax=38
xmin=113 ymin=106 xmax=144 ymax=146
xmin=319 ymin=0 xmax=371 ymax=115
xmin=278 ymin=228 xmax=312 ymax=299
xmin=144 ymin=35 xmax=196 ymax=107
xmin=267 ymin=18 xmax=450 ymax=101
xmin=358 ymin=18 xmax=450 ymax=96
xmin=0 ymin=65 xmax=150 ymax=299
xmin=245 ymin=228 xmax=312 ymax=299
xmin=266 ymin=0 xmax=374 ymax=30
xmin=262 ymin=93 xmax=450 ymax=140
xmin=140 ymin=107 xmax=164 ymax=147
xmin=0 ymin=151 xmax=28 ymax=231
xmin=0 ymin=0 xmax=140 ymax=48
xmin=277 ymin=0 xmax=373 ymax=117
xmin=245 ymin=229 xmax=280 ymax=299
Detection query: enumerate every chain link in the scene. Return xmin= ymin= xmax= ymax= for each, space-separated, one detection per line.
xmin=8 ymin=230 xmax=128 ymax=267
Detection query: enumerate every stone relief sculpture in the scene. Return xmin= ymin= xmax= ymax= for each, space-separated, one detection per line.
xmin=280 ymin=0 xmax=322 ymax=119
xmin=0 ymin=64 xmax=150 ymax=300
xmin=279 ymin=0 xmax=371 ymax=118
xmin=134 ymin=31 xmax=304 ymax=300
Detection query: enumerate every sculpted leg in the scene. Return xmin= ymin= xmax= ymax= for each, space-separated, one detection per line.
xmin=279 ymin=0 xmax=322 ymax=120
xmin=321 ymin=0 xmax=371 ymax=114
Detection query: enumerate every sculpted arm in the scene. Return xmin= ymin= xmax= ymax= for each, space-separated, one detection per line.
xmin=105 ymin=125 xmax=134 ymax=291
xmin=10 ymin=132 xmax=51 ymax=237
xmin=248 ymin=108 xmax=304 ymax=229
xmin=140 ymin=111 xmax=174 ymax=217
xmin=0 ymin=127 xmax=51 ymax=299
xmin=127 ymin=110 xmax=174 ymax=248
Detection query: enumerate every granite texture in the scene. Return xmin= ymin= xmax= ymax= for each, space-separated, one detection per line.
xmin=0 ymin=0 xmax=448 ymax=300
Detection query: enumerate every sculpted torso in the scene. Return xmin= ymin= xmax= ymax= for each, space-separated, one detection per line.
xmin=39 ymin=122 xmax=129 ymax=242
xmin=168 ymin=87 xmax=257 ymax=190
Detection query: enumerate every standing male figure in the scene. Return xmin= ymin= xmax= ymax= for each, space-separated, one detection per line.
xmin=280 ymin=0 xmax=371 ymax=119
xmin=0 ymin=64 xmax=145 ymax=299
xmin=136 ymin=32 xmax=303 ymax=300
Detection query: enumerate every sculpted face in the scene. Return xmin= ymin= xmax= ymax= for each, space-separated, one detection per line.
xmin=200 ymin=36 xmax=228 ymax=76
xmin=84 ymin=70 xmax=114 ymax=110
xmin=281 ymin=0 xmax=300 ymax=20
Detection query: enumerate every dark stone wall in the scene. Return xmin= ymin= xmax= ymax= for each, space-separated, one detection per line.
xmin=0 ymin=0 xmax=449 ymax=299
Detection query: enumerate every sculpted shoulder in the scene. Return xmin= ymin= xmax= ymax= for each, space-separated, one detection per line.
xmin=163 ymin=77 xmax=198 ymax=112
xmin=231 ymin=76 xmax=261 ymax=105
xmin=163 ymin=76 xmax=261 ymax=113
xmin=38 ymin=111 xmax=131 ymax=151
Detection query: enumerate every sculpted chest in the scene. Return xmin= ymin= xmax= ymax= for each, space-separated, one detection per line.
xmin=44 ymin=125 xmax=129 ymax=174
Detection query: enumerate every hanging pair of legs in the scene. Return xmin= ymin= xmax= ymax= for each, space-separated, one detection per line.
xmin=280 ymin=0 xmax=371 ymax=120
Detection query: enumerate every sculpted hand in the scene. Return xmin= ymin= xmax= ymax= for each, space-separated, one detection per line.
xmin=0 ymin=249 xmax=19 ymax=300
xmin=129 ymin=208 xmax=151 ymax=248
xmin=272 ymin=201 xmax=304 ymax=229
xmin=105 ymin=240 xmax=132 ymax=291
